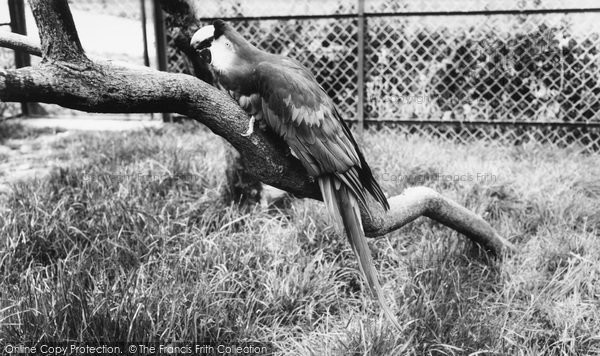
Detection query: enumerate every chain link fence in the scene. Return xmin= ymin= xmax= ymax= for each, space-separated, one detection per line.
xmin=165 ymin=0 xmax=600 ymax=153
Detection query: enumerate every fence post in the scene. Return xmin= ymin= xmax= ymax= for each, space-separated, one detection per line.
xmin=140 ymin=0 xmax=151 ymax=67
xmin=8 ymin=0 xmax=31 ymax=116
xmin=153 ymin=0 xmax=171 ymax=122
xmin=356 ymin=0 xmax=366 ymax=135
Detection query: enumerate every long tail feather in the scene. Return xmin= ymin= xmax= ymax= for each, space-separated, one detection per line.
xmin=318 ymin=176 xmax=401 ymax=331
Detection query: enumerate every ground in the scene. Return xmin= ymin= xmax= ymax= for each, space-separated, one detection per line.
xmin=0 ymin=116 xmax=161 ymax=197
xmin=1 ymin=120 xmax=599 ymax=355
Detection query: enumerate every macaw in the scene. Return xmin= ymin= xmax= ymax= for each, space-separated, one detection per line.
xmin=191 ymin=20 xmax=398 ymax=329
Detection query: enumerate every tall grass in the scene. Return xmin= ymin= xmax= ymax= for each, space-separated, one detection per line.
xmin=1 ymin=123 xmax=599 ymax=355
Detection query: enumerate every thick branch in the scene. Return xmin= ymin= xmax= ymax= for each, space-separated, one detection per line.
xmin=29 ymin=0 xmax=87 ymax=62
xmin=0 ymin=9 xmax=514 ymax=255
xmin=363 ymin=187 xmax=515 ymax=254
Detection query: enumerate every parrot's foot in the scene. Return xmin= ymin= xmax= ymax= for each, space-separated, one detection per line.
xmin=242 ymin=116 xmax=255 ymax=137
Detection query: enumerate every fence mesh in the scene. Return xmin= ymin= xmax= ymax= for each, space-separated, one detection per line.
xmin=364 ymin=13 xmax=600 ymax=124
xmin=163 ymin=0 xmax=600 ymax=153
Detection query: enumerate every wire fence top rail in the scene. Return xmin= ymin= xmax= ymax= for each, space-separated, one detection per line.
xmin=198 ymin=7 xmax=600 ymax=22
xmin=353 ymin=120 xmax=600 ymax=128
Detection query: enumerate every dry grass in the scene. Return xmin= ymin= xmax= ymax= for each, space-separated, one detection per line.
xmin=1 ymin=122 xmax=599 ymax=355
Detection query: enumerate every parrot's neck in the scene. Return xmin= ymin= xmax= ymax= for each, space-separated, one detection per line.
xmin=214 ymin=47 xmax=270 ymax=96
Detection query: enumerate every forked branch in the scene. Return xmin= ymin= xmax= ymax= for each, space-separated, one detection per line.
xmin=0 ymin=0 xmax=514 ymax=254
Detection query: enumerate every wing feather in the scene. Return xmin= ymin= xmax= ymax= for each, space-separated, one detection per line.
xmin=256 ymin=60 xmax=389 ymax=211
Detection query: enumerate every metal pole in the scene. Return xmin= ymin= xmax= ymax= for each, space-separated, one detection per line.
xmin=140 ymin=0 xmax=154 ymax=120
xmin=140 ymin=0 xmax=150 ymax=67
xmin=8 ymin=0 xmax=31 ymax=116
xmin=356 ymin=0 xmax=366 ymax=135
xmin=153 ymin=0 xmax=168 ymax=71
xmin=152 ymin=0 xmax=171 ymax=122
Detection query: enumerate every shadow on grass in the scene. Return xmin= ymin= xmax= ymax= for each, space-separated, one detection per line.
xmin=0 ymin=121 xmax=64 ymax=144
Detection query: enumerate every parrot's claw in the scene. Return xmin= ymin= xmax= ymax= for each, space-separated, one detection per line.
xmin=241 ymin=116 xmax=255 ymax=137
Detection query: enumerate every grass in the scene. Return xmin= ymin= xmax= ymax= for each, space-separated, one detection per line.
xmin=1 ymin=122 xmax=599 ymax=355
xmin=0 ymin=121 xmax=62 ymax=144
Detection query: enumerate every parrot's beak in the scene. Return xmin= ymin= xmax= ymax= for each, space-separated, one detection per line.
xmin=197 ymin=48 xmax=212 ymax=64
xmin=191 ymin=25 xmax=215 ymax=64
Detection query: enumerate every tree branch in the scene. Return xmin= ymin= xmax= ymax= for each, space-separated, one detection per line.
xmin=0 ymin=32 xmax=41 ymax=57
xmin=0 ymin=0 xmax=514 ymax=255
xmin=29 ymin=0 xmax=87 ymax=62
xmin=363 ymin=187 xmax=515 ymax=253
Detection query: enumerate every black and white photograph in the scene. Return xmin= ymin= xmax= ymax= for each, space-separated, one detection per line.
xmin=1 ymin=0 xmax=599 ymax=355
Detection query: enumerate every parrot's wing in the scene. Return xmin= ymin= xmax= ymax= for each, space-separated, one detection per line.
xmin=256 ymin=59 xmax=389 ymax=211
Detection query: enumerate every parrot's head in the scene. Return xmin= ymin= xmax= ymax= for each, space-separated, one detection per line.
xmin=191 ymin=19 xmax=257 ymax=74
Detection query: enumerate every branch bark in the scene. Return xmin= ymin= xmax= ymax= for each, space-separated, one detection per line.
xmin=364 ymin=187 xmax=514 ymax=253
xmin=29 ymin=0 xmax=87 ymax=62
xmin=0 ymin=0 xmax=515 ymax=255
xmin=0 ymin=32 xmax=41 ymax=57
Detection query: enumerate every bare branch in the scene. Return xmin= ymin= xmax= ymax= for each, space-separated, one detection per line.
xmin=363 ymin=187 xmax=515 ymax=253
xmin=29 ymin=0 xmax=87 ymax=62
xmin=0 ymin=32 xmax=41 ymax=57
xmin=0 ymin=0 xmax=514 ymax=255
